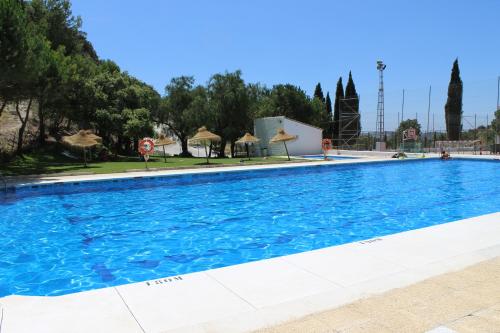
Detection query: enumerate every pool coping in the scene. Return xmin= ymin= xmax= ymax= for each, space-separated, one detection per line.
xmin=0 ymin=154 xmax=498 ymax=333
xmin=1 ymin=155 xmax=381 ymax=189
xmin=4 ymin=153 xmax=497 ymax=191
xmin=5 ymin=152 xmax=499 ymax=190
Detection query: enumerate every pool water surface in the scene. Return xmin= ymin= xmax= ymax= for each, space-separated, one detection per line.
xmin=0 ymin=159 xmax=498 ymax=296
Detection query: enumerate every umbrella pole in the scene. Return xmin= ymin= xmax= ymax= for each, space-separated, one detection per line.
xmin=204 ymin=142 xmax=209 ymax=164
xmin=163 ymin=145 xmax=167 ymax=163
xmin=283 ymin=141 xmax=290 ymax=161
xmin=246 ymin=143 xmax=250 ymax=160
xmin=83 ymin=148 xmax=87 ymax=167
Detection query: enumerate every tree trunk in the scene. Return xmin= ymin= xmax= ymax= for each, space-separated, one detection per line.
xmin=180 ymin=137 xmax=191 ymax=157
xmin=124 ymin=137 xmax=132 ymax=155
xmin=38 ymin=95 xmax=45 ymax=145
xmin=116 ymin=136 xmax=123 ymax=155
xmin=15 ymin=98 xmax=33 ymax=154
xmin=0 ymin=99 xmax=7 ymax=117
xmin=219 ymin=138 xmax=226 ymax=158
xmin=133 ymin=137 xmax=139 ymax=153
xmin=230 ymin=141 xmax=235 ymax=158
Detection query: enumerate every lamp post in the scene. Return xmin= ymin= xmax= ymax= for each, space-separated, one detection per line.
xmin=375 ymin=60 xmax=387 ymax=151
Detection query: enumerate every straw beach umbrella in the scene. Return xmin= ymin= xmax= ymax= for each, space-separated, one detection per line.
xmin=269 ymin=128 xmax=297 ymax=161
xmin=235 ymin=132 xmax=260 ymax=160
xmin=154 ymin=134 xmax=175 ymax=163
xmin=188 ymin=126 xmax=221 ymax=164
xmin=62 ymin=130 xmax=102 ymax=167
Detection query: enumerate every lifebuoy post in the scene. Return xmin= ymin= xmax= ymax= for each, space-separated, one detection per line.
xmin=139 ymin=137 xmax=155 ymax=169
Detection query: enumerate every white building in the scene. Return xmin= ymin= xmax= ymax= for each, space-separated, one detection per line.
xmin=254 ymin=116 xmax=323 ymax=157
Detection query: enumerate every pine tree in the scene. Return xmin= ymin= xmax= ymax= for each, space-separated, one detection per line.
xmin=333 ymin=77 xmax=344 ymax=143
xmin=342 ymin=71 xmax=360 ymax=145
xmin=313 ymin=82 xmax=325 ymax=102
xmin=445 ymin=59 xmax=463 ymax=140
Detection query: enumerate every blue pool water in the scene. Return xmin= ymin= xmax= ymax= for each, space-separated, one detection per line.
xmin=302 ymin=155 xmax=359 ymax=160
xmin=0 ymin=159 xmax=499 ymax=296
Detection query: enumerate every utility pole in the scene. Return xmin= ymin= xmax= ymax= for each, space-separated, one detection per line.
xmin=474 ymin=114 xmax=477 ymax=140
xmin=401 ymin=89 xmax=405 ymax=123
xmin=497 ymin=76 xmax=499 ymax=111
xmin=432 ymin=113 xmax=435 ymax=149
xmin=426 ymin=85 xmax=431 ymax=150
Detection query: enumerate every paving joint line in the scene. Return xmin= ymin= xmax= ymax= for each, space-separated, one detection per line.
xmin=114 ymin=287 xmax=146 ymax=333
xmin=280 ymin=256 xmax=347 ymax=289
xmin=204 ymin=272 xmax=259 ymax=310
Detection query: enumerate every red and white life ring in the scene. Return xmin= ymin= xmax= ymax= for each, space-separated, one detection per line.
xmin=138 ymin=138 xmax=155 ymax=155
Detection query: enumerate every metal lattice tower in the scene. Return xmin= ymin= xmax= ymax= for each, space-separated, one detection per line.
xmin=376 ymin=61 xmax=386 ymax=142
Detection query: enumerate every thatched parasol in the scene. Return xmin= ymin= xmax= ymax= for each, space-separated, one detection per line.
xmin=62 ymin=130 xmax=102 ymax=167
xmin=188 ymin=126 xmax=221 ymax=164
xmin=235 ymin=132 xmax=260 ymax=160
xmin=269 ymin=128 xmax=297 ymax=161
xmin=154 ymin=134 xmax=176 ymax=163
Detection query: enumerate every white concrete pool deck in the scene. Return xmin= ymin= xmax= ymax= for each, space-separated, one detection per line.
xmin=0 ymin=154 xmax=499 ymax=333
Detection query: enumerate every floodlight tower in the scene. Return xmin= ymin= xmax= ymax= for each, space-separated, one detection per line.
xmin=375 ymin=60 xmax=386 ymax=150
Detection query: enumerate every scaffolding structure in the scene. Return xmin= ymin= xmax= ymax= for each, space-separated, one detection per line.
xmin=337 ymin=96 xmax=361 ymax=148
xmin=375 ymin=60 xmax=386 ymax=150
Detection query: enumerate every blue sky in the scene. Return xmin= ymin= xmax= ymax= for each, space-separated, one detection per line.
xmin=72 ymin=0 xmax=500 ymax=131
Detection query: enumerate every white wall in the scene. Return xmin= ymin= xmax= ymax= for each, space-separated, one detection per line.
xmin=254 ymin=116 xmax=323 ymax=156
xmin=283 ymin=118 xmax=322 ymax=155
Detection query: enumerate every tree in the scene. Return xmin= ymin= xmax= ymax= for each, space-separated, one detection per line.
xmin=310 ymin=97 xmax=329 ymax=131
xmin=28 ymin=0 xmax=97 ymax=60
xmin=0 ymin=0 xmax=29 ymax=116
xmin=259 ymin=84 xmax=313 ymax=124
xmin=12 ymin=16 xmax=55 ymax=153
xmin=207 ymin=70 xmax=250 ymax=157
xmin=161 ymin=76 xmax=200 ymax=156
xmin=325 ymin=92 xmax=332 ymax=116
xmin=123 ymin=108 xmax=154 ymax=152
xmin=397 ymin=119 xmax=421 ymax=137
xmin=324 ymin=92 xmax=333 ymax=138
xmin=0 ymin=0 xmax=162 ymax=157
xmin=246 ymin=83 xmax=269 ymax=129
xmin=340 ymin=72 xmax=361 ymax=145
xmin=332 ymin=77 xmax=344 ymax=143
xmin=492 ymin=109 xmax=500 ymax=134
xmin=313 ymin=83 xmax=324 ymax=102
xmin=445 ymin=59 xmax=463 ymax=140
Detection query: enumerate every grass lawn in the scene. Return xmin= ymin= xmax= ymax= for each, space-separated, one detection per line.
xmin=0 ymin=146 xmax=304 ymax=176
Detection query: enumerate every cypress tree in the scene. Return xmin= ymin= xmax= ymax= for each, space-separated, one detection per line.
xmin=343 ymin=71 xmax=360 ymax=144
xmin=325 ymin=92 xmax=332 ymax=116
xmin=313 ymin=82 xmax=325 ymax=102
xmin=445 ymin=59 xmax=463 ymax=140
xmin=324 ymin=92 xmax=333 ymax=138
xmin=333 ymin=77 xmax=344 ymax=143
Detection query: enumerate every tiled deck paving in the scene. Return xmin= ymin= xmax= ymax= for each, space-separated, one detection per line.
xmin=255 ymin=257 xmax=500 ymax=333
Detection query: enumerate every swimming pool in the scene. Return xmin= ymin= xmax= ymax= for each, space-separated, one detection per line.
xmin=302 ymin=155 xmax=359 ymax=160
xmin=0 ymin=159 xmax=499 ymax=296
